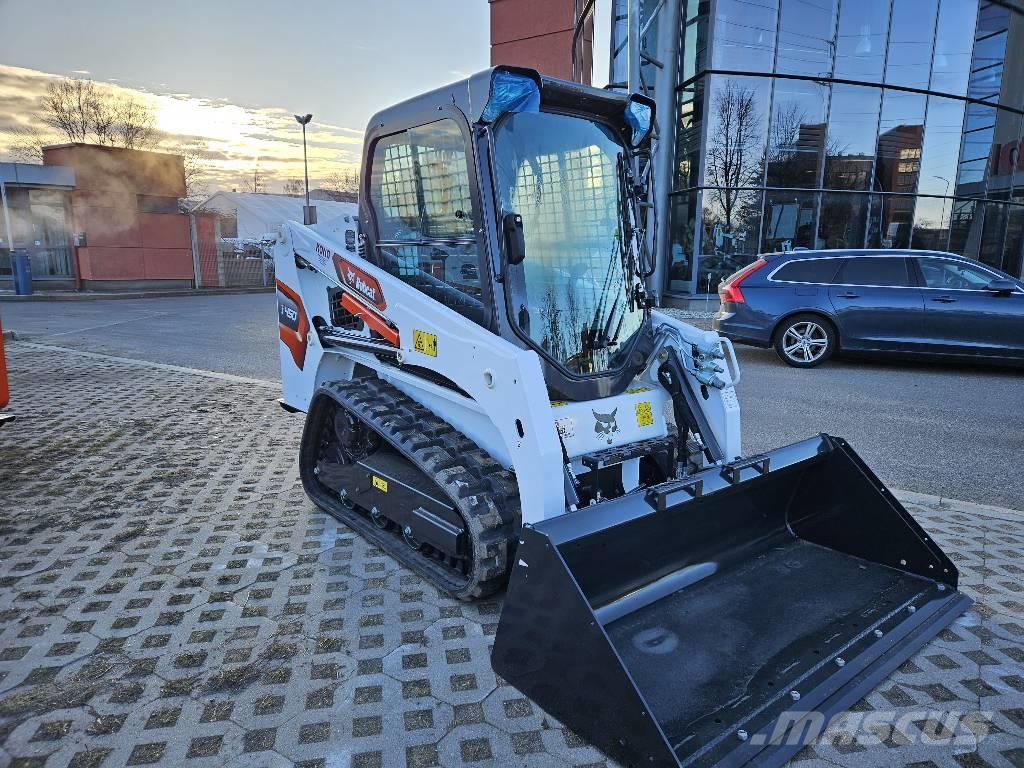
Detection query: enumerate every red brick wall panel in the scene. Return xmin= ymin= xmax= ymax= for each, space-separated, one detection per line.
xmin=79 ymin=246 xmax=148 ymax=280
xmin=143 ymin=248 xmax=193 ymax=280
xmin=72 ymin=206 xmax=141 ymax=248
xmin=139 ymin=213 xmax=191 ymax=250
xmin=490 ymin=0 xmax=575 ymax=45
xmin=492 ymin=31 xmax=577 ymax=79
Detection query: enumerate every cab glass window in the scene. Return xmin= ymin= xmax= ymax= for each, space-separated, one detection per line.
xmin=368 ymin=119 xmax=484 ymax=324
xmin=838 ymin=257 xmax=912 ymax=287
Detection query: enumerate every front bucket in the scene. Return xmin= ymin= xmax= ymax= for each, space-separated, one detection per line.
xmin=492 ymin=435 xmax=971 ymax=768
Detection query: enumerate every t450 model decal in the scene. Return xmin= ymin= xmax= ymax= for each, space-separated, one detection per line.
xmin=277 ymin=280 xmax=310 ymax=370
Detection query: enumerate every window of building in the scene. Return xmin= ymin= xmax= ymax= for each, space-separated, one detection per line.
xmin=868 ymin=194 xmax=917 ymax=248
xmin=834 ymin=0 xmax=890 ymax=81
xmin=368 ymin=118 xmax=484 ymax=325
xmin=711 ymin=0 xmax=777 ymax=74
xmin=772 ymin=257 xmax=843 ymax=283
xmin=824 ymin=85 xmax=881 ymax=190
xmin=703 ymin=76 xmax=771 ymax=191
xmin=698 ymin=188 xmax=762 ymax=292
xmin=775 ymin=0 xmax=838 ymax=78
xmin=958 ymin=103 xmax=996 ymax=189
xmin=886 ymin=0 xmax=939 ymax=88
xmin=979 ymin=200 xmax=1008 ymax=269
xmin=0 ymin=187 xmax=73 ymax=278
xmin=930 ymin=0 xmax=979 ymax=96
xmin=837 ymin=256 xmax=913 ymax=286
xmin=762 ymin=190 xmax=817 ymax=252
xmin=948 ymin=198 xmax=984 ymax=258
xmin=1004 ymin=202 xmax=1024 ymax=278
xmin=137 ymin=195 xmax=181 ymax=214
xmin=875 ymin=91 xmax=926 ymax=194
xmin=910 ymin=195 xmax=953 ymax=251
xmin=668 ymin=192 xmax=697 ymax=292
xmin=819 ymin=192 xmax=871 ymax=249
xmin=767 ymin=79 xmax=829 ymax=188
xmin=917 ymin=97 xmax=967 ymax=196
xmin=675 ymin=80 xmax=704 ymax=190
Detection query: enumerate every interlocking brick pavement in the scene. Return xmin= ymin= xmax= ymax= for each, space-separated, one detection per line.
xmin=0 ymin=342 xmax=1021 ymax=768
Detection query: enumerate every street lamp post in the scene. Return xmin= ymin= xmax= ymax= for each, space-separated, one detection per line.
xmin=934 ymin=176 xmax=951 ymax=246
xmin=294 ymin=113 xmax=315 ymax=225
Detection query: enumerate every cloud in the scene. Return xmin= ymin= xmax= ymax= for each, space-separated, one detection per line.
xmin=0 ymin=64 xmax=362 ymax=194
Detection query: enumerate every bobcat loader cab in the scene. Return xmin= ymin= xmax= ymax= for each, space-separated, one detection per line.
xmin=275 ymin=67 xmax=970 ymax=767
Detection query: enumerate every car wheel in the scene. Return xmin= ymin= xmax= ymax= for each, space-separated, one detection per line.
xmin=774 ymin=315 xmax=836 ymax=368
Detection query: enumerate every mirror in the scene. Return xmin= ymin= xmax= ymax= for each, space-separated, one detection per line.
xmin=985 ymin=278 xmax=1017 ymax=296
xmin=503 ymin=212 xmax=526 ymax=265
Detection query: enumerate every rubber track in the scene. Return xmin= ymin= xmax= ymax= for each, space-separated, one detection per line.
xmin=310 ymin=378 xmax=520 ymax=600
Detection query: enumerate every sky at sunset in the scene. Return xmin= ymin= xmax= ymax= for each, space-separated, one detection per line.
xmin=0 ymin=0 xmax=492 ymax=195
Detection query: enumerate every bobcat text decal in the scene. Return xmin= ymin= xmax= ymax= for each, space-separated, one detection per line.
xmin=316 ymin=242 xmax=387 ymax=311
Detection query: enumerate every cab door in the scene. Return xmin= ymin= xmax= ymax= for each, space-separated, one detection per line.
xmin=827 ymin=256 xmax=925 ymax=350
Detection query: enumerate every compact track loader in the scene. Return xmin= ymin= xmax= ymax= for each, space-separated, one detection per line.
xmin=275 ymin=67 xmax=971 ymax=767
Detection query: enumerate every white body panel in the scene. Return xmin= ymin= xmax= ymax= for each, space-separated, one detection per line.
xmin=275 ymin=222 xmax=742 ymax=525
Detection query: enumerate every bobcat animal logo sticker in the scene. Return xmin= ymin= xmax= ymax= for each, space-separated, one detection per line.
xmin=593 ymin=408 xmax=619 ymax=444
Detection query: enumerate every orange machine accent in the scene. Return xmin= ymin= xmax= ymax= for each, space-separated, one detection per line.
xmin=340 ymin=293 xmax=400 ymax=347
xmin=276 ymin=280 xmax=311 ymax=370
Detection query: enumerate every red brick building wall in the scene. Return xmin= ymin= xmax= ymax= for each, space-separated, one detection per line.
xmin=490 ymin=0 xmax=592 ymax=83
xmin=42 ymin=144 xmax=193 ymax=289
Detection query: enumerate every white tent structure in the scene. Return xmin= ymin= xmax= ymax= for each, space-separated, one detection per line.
xmin=199 ymin=192 xmax=358 ymax=241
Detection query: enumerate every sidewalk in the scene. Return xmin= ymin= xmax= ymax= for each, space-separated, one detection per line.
xmin=0 ymin=286 xmax=274 ymax=302
xmin=0 ymin=341 xmax=1021 ymax=768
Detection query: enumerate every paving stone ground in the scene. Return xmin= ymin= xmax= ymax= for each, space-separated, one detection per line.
xmin=0 ymin=342 xmax=1021 ymax=768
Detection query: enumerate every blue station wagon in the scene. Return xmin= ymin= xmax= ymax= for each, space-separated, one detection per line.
xmin=713 ymin=249 xmax=1024 ymax=367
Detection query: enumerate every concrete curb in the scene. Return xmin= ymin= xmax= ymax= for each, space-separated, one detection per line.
xmin=894 ymin=488 xmax=1024 ymax=521
xmin=0 ymin=286 xmax=275 ymax=302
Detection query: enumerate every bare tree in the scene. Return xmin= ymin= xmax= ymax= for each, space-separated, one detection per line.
xmin=40 ymin=79 xmax=97 ymax=144
xmin=320 ymin=168 xmax=359 ymax=202
xmin=36 ymin=77 xmax=155 ymax=151
xmin=112 ymin=97 xmax=155 ymax=150
xmin=704 ymin=80 xmax=764 ymax=237
xmin=282 ymin=178 xmax=305 ymax=195
xmin=7 ymin=126 xmax=47 ymax=163
xmin=175 ymin=140 xmax=210 ymax=211
xmin=243 ymin=161 xmax=264 ymax=194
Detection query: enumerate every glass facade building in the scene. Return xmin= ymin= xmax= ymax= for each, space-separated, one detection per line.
xmin=614 ymin=0 xmax=1024 ymax=294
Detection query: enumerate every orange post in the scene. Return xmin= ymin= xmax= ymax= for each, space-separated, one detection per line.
xmin=0 ymin=314 xmax=9 ymax=410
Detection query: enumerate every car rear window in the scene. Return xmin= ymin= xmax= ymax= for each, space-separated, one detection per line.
xmin=837 ymin=257 xmax=912 ymax=287
xmin=772 ymin=258 xmax=842 ymax=284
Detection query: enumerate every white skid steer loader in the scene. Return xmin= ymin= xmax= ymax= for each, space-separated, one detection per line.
xmin=274 ymin=67 xmax=970 ymax=767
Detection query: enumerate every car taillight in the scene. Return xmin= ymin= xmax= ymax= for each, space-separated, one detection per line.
xmin=718 ymin=258 xmax=768 ymax=305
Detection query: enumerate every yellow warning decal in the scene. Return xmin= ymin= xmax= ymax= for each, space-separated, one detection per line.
xmin=413 ymin=330 xmax=438 ymax=357
xmin=626 ymin=386 xmax=652 ymax=394
xmin=372 ymin=476 xmax=388 ymax=493
xmin=550 ymin=400 xmax=567 ymax=408
xmin=635 ymin=401 xmax=654 ymax=428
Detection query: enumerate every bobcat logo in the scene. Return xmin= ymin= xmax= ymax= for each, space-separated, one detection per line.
xmin=593 ymin=408 xmax=619 ymax=444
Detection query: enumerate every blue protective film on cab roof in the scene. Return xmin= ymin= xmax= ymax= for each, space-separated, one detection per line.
xmin=624 ymin=99 xmax=652 ymax=145
xmin=481 ymin=71 xmax=541 ymax=123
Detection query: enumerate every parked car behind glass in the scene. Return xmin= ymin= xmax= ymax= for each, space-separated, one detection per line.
xmin=713 ymin=249 xmax=1024 ymax=368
